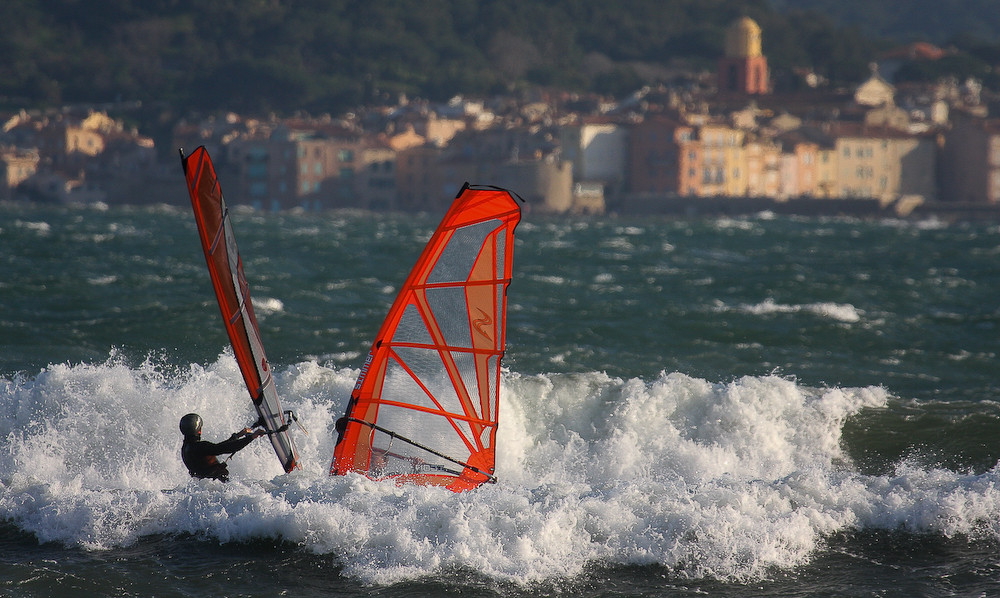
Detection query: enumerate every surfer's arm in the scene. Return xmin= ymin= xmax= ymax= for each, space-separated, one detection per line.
xmin=206 ymin=430 xmax=261 ymax=455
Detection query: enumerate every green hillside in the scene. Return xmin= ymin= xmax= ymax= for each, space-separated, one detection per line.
xmin=768 ymin=0 xmax=1000 ymax=44
xmin=0 ymin=0 xmax=883 ymax=118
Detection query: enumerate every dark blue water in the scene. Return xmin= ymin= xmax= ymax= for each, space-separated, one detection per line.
xmin=3 ymin=202 xmax=1000 ymax=596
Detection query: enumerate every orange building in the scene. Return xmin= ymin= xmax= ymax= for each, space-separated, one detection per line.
xmin=627 ymin=115 xmax=698 ymax=196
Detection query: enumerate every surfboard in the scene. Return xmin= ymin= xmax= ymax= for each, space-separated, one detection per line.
xmin=180 ymin=146 xmax=299 ymax=473
xmin=330 ymin=183 xmax=522 ymax=492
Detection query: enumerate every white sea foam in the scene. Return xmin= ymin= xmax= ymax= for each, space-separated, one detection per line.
xmin=720 ymin=298 xmax=863 ymax=323
xmin=15 ymin=220 xmax=51 ymax=235
xmin=253 ymin=297 xmax=285 ymax=315
xmin=3 ymin=356 xmax=1000 ymax=584
xmin=529 ymin=274 xmax=567 ymax=285
xmin=87 ymin=275 xmax=118 ymax=286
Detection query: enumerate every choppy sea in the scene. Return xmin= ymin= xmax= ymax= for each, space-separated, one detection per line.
xmin=3 ymin=199 xmax=1000 ymax=597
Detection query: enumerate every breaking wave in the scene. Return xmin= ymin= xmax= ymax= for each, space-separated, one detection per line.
xmin=3 ymin=353 xmax=1000 ymax=584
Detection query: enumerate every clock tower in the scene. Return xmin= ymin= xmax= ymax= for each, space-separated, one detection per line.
xmin=718 ymin=17 xmax=769 ymax=95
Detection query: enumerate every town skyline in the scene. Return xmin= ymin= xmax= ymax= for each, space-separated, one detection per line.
xmin=2 ymin=15 xmax=1000 ymax=219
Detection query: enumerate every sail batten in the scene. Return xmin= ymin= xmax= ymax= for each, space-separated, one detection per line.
xmin=181 ymin=146 xmax=299 ymax=474
xmin=331 ymin=184 xmax=521 ymax=492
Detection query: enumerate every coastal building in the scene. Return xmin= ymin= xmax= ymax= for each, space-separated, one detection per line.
xmin=482 ymin=158 xmax=576 ymax=214
xmin=940 ymin=115 xmax=1000 ymax=203
xmin=744 ymin=139 xmax=781 ymax=198
xmin=225 ymin=124 xmax=364 ymax=210
xmin=697 ymin=122 xmax=746 ymax=196
xmin=22 ymin=170 xmax=105 ymax=203
xmin=770 ymin=133 xmax=821 ymax=199
xmin=626 ymin=115 xmax=698 ymax=196
xmin=778 ymin=141 xmax=820 ymax=199
xmin=559 ymin=118 xmax=628 ymax=194
xmin=815 ymin=147 xmax=838 ymax=198
xmin=831 ymin=124 xmax=936 ymax=201
xmin=357 ymin=141 xmax=396 ymax=211
xmin=5 ymin=41 xmax=997 ymax=214
xmin=410 ymin=112 xmax=466 ymax=147
xmin=0 ymin=110 xmax=158 ymax=204
xmin=385 ymin=125 xmax=425 ymax=151
xmin=717 ymin=17 xmax=769 ymax=95
xmin=854 ymin=68 xmax=895 ymax=107
xmin=395 ymin=145 xmax=449 ymax=211
xmin=0 ymin=148 xmax=39 ymax=200
xmin=40 ymin=117 xmax=105 ymax=174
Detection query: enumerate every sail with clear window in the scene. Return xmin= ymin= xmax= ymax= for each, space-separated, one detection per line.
xmin=181 ymin=145 xmax=299 ymax=473
xmin=330 ymin=183 xmax=522 ymax=492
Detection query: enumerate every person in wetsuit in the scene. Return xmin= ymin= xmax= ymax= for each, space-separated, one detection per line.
xmin=179 ymin=413 xmax=265 ymax=482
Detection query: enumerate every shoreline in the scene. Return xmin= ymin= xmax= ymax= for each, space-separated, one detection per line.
xmin=613 ymin=195 xmax=1000 ymax=221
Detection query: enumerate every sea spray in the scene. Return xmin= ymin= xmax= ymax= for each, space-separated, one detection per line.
xmin=4 ymin=352 xmax=1000 ymax=584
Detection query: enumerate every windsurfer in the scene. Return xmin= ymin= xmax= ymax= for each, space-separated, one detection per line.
xmin=179 ymin=413 xmax=265 ymax=482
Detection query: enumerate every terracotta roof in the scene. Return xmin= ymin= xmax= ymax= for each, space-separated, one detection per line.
xmin=879 ymin=42 xmax=947 ymax=62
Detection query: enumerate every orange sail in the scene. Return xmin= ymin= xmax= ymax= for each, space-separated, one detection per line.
xmin=181 ymin=146 xmax=299 ymax=473
xmin=331 ymin=184 xmax=522 ymax=491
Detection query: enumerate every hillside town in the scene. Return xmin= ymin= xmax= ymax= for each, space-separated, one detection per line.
xmin=2 ymin=18 xmax=1000 ymax=217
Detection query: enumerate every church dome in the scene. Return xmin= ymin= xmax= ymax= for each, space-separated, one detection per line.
xmin=725 ymin=16 xmax=762 ymax=59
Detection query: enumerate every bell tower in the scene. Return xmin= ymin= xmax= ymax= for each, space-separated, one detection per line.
xmin=717 ymin=17 xmax=769 ymax=95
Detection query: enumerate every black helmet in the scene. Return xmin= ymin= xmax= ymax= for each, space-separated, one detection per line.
xmin=179 ymin=413 xmax=203 ymax=437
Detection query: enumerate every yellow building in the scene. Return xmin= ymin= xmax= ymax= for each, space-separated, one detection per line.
xmin=41 ymin=120 xmax=105 ymax=173
xmin=815 ymin=148 xmax=838 ymax=198
xmin=697 ymin=123 xmax=746 ymax=196
xmin=744 ymin=139 xmax=781 ymax=197
xmin=832 ymin=125 xmax=936 ymax=201
xmin=0 ymin=148 xmax=39 ymax=200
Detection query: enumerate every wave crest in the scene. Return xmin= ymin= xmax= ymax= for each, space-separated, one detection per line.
xmin=3 ymin=357 xmax=1000 ymax=584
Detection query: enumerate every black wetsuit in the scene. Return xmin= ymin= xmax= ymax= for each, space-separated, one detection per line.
xmin=181 ymin=431 xmax=257 ymax=482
